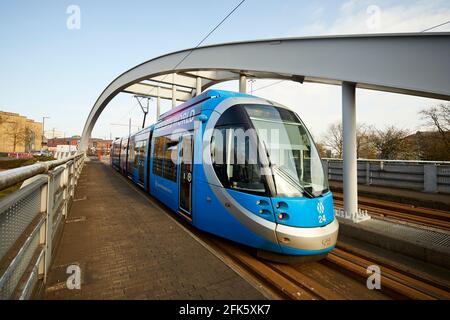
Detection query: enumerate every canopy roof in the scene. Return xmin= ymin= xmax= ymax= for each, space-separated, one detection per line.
xmin=81 ymin=33 xmax=450 ymax=149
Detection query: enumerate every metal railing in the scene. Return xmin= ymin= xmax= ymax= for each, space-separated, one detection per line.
xmin=0 ymin=153 xmax=85 ymax=299
xmin=322 ymin=158 xmax=450 ymax=194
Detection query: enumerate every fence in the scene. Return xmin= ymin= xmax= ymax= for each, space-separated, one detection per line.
xmin=322 ymin=158 xmax=450 ymax=194
xmin=0 ymin=153 xmax=85 ymax=299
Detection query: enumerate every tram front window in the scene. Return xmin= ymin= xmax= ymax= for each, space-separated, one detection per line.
xmin=211 ymin=104 xmax=328 ymax=198
xmin=211 ymin=126 xmax=269 ymax=196
xmin=244 ymin=105 xmax=329 ymax=198
xmin=211 ymin=105 xmax=270 ymax=196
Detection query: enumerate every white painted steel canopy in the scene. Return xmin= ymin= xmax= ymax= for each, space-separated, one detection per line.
xmin=81 ymin=33 xmax=450 ymax=149
xmin=81 ymin=32 xmax=450 ymax=219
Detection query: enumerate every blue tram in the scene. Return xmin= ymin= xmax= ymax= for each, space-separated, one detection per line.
xmin=111 ymin=89 xmax=338 ymax=258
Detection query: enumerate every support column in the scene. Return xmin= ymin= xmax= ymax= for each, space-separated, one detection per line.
xmin=196 ymin=77 xmax=202 ymax=96
xmin=239 ymin=74 xmax=247 ymax=93
xmin=156 ymin=86 xmax=161 ymax=119
xmin=195 ymin=77 xmax=202 ymax=96
xmin=342 ymin=82 xmax=358 ymax=219
xmin=172 ymin=74 xmax=177 ymax=108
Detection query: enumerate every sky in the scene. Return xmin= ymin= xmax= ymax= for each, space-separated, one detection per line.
xmin=0 ymin=0 xmax=449 ymax=141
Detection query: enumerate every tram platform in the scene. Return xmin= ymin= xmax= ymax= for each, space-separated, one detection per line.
xmin=39 ymin=159 xmax=265 ymax=300
xmin=330 ymin=181 xmax=450 ymax=269
xmin=338 ymin=216 xmax=450 ymax=269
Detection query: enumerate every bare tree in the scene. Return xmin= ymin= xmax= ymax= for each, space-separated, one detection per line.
xmin=314 ymin=141 xmax=327 ymax=158
xmin=419 ymin=103 xmax=450 ymax=147
xmin=322 ymin=122 xmax=376 ymax=158
xmin=6 ymin=121 xmax=26 ymax=152
xmin=24 ymin=127 xmax=36 ymax=152
xmin=409 ymin=131 xmax=450 ymax=161
xmin=323 ymin=123 xmax=343 ymax=158
xmin=371 ymin=126 xmax=411 ymax=160
xmin=0 ymin=113 xmax=7 ymax=126
xmin=356 ymin=124 xmax=376 ymax=159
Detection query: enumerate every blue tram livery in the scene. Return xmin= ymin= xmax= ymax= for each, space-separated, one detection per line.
xmin=111 ymin=90 xmax=339 ymax=259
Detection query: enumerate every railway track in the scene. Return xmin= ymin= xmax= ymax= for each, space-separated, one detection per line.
xmin=162 ymin=195 xmax=450 ymax=300
xmin=204 ymin=233 xmax=450 ymax=300
xmin=117 ymin=167 xmax=450 ymax=301
xmin=205 ymin=237 xmax=349 ymax=300
xmin=332 ymin=192 xmax=450 ymax=230
xmin=327 ymin=246 xmax=450 ymax=300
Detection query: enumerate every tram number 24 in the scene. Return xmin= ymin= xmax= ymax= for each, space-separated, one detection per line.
xmin=318 ymin=214 xmax=327 ymax=224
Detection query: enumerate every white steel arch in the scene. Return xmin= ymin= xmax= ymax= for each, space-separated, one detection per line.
xmin=81 ymin=33 xmax=450 ymax=219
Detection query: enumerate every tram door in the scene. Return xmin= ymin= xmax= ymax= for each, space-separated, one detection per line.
xmin=178 ymin=132 xmax=194 ymax=217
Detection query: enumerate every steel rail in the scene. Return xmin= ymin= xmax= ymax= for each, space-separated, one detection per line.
xmin=336 ymin=241 xmax=450 ymax=292
xmin=0 ymin=153 xmax=84 ymax=191
xmin=327 ymin=247 xmax=450 ymax=300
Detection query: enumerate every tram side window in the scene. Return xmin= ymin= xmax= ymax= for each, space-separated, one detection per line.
xmin=135 ymin=139 xmax=147 ymax=182
xmin=211 ymin=127 xmax=268 ymax=196
xmin=163 ymin=136 xmax=178 ymax=181
xmin=134 ymin=139 xmax=146 ymax=166
xmin=112 ymin=143 xmax=119 ymax=158
xmin=114 ymin=144 xmax=121 ymax=157
xmin=121 ymin=141 xmax=128 ymax=161
xmin=128 ymin=136 xmax=136 ymax=170
xmin=153 ymin=137 xmax=164 ymax=176
xmin=111 ymin=142 xmax=120 ymax=167
xmin=152 ymin=136 xmax=178 ymax=182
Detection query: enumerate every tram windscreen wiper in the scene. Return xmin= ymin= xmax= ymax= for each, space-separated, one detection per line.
xmin=260 ymin=141 xmax=315 ymax=198
xmin=261 ymin=140 xmax=278 ymax=195
xmin=274 ymin=166 xmax=315 ymax=198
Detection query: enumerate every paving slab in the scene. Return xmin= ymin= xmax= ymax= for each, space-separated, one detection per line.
xmin=41 ymin=159 xmax=264 ymax=300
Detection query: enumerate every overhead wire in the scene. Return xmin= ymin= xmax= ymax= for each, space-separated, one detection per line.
xmin=114 ymin=0 xmax=247 ymax=128
xmin=420 ymin=19 xmax=450 ymax=32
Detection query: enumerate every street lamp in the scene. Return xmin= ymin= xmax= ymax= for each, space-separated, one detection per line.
xmin=42 ymin=116 xmax=50 ymax=149
xmin=248 ymin=79 xmax=256 ymax=94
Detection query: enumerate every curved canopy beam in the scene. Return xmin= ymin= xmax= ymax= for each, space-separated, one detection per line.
xmin=81 ymin=33 xmax=450 ymax=150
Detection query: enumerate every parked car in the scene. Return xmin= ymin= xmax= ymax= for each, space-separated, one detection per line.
xmin=31 ymin=150 xmax=52 ymax=157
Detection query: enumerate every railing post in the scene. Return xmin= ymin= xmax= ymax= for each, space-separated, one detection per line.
xmin=69 ymin=163 xmax=73 ymax=197
xmin=63 ymin=164 xmax=69 ymax=218
xmin=44 ymin=171 xmax=55 ymax=281
xmin=39 ymin=179 xmax=49 ymax=283
xmin=424 ymin=163 xmax=438 ymax=193
xmin=72 ymin=162 xmax=75 ymax=195
xmin=365 ymin=161 xmax=371 ymax=185
xmin=74 ymin=157 xmax=79 ymax=185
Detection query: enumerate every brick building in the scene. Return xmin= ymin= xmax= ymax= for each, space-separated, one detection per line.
xmin=90 ymin=138 xmax=112 ymax=156
xmin=0 ymin=111 xmax=42 ymax=153
xmin=47 ymin=136 xmax=80 ymax=148
xmin=47 ymin=136 xmax=112 ymax=156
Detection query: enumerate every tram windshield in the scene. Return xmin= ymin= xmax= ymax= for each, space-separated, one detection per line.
xmin=244 ymin=105 xmax=329 ymax=198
